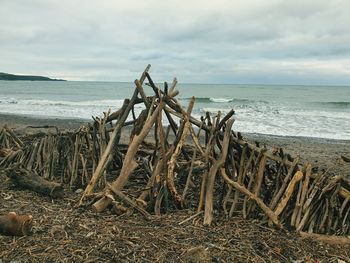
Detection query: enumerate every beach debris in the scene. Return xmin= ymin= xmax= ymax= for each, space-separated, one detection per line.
xmin=0 ymin=148 xmax=14 ymax=158
xmin=299 ymin=231 xmax=350 ymax=245
xmin=341 ymin=155 xmax=350 ymax=163
xmin=0 ymin=64 xmax=349 ymax=239
xmin=5 ymin=166 xmax=63 ymax=198
xmin=181 ymin=246 xmax=211 ymax=263
xmin=0 ymin=125 xmax=23 ymax=148
xmin=0 ymin=212 xmax=33 ymax=236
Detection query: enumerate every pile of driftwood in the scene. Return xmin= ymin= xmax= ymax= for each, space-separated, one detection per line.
xmin=1 ymin=65 xmax=350 ymax=242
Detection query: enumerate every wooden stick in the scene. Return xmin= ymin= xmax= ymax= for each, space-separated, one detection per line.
xmin=145 ymin=73 xmax=193 ymax=162
xmin=134 ymin=79 xmax=150 ymax=109
xmin=189 ymin=125 xmax=205 ymax=156
xmin=270 ymin=157 xmax=299 ymax=210
xmin=182 ymin=147 xmax=197 ymax=201
xmin=4 ymin=125 xmax=24 ymax=148
xmin=220 ymin=168 xmax=282 ymax=228
xmin=166 ymin=107 xmax=294 ymax=167
xmin=223 ymin=158 xmax=237 ymax=215
xmin=137 ymin=159 xmax=162 ymax=203
xmin=252 ymin=154 xmax=267 ymax=197
xmin=70 ymin=133 xmax=81 ymax=187
xmin=291 ymin=180 xmax=303 ymax=227
xmin=217 ymin=109 xmax=235 ymax=131
xmin=80 ymin=65 xmax=150 ymax=203
xmin=0 ymin=148 xmax=15 ymax=158
xmin=92 ymin=100 xmax=165 ymax=212
xmin=169 ymin=77 xmax=177 ymax=93
xmin=229 ymin=144 xmax=247 ymax=216
xmin=246 ymin=153 xmax=267 ymax=216
xmin=295 ymin=163 xmax=312 ymax=226
xmin=197 ymin=116 xmax=216 ymax=212
xmin=203 ymin=119 xmax=234 ymax=225
xmin=297 ymin=187 xmax=325 ymax=232
xmin=179 ymin=211 xmax=203 ymax=225
xmin=318 ymin=199 xmax=329 ymax=233
xmin=299 ymin=231 xmax=350 ymax=245
xmin=167 ymin=97 xmax=195 ymax=207
xmin=242 ymin=151 xmax=260 ymax=218
xmin=274 ymin=171 xmax=304 ymax=216
xmin=108 ymin=183 xmax=152 ymax=220
xmin=105 ymin=99 xmax=130 ymax=123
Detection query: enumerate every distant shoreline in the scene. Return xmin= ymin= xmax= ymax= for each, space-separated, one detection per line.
xmin=0 ymin=72 xmax=65 ymax=81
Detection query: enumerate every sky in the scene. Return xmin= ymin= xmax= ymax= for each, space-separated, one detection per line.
xmin=1 ymin=0 xmax=350 ymax=84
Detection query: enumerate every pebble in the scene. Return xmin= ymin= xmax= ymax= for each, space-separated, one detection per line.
xmin=75 ymin=188 xmax=83 ymax=194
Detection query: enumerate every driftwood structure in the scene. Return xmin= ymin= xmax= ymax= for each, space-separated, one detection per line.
xmin=0 ymin=65 xmax=350 ymax=241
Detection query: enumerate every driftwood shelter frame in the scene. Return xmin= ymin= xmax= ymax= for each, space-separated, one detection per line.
xmin=1 ymin=65 xmax=349 ymax=244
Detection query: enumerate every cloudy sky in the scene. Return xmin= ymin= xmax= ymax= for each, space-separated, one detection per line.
xmin=1 ymin=0 xmax=350 ymax=84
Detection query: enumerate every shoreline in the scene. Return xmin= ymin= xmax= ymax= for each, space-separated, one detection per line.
xmin=0 ymin=113 xmax=88 ymax=134
xmin=0 ymin=113 xmax=349 ymax=176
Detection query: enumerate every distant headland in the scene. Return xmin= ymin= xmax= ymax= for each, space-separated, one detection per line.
xmin=0 ymin=72 xmax=66 ymax=81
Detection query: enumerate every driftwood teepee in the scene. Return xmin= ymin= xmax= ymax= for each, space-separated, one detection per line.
xmin=1 ymin=65 xmax=349 ymax=243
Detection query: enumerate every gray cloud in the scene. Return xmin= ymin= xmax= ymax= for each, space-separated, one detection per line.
xmin=1 ymin=0 xmax=350 ymax=84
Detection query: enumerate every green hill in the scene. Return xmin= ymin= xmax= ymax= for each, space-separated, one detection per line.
xmin=0 ymin=72 xmax=65 ymax=81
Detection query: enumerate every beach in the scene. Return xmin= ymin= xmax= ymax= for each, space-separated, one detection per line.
xmin=2 ymin=1 xmax=350 ymax=261
xmin=1 ymin=78 xmax=350 ymax=262
xmin=1 ymin=112 xmax=350 ymax=262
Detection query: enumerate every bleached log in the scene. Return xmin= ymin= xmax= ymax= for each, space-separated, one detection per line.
xmin=92 ymin=100 xmax=165 ymax=212
xmin=6 ymin=167 xmax=63 ymax=198
xmin=80 ymin=65 xmax=151 ymax=204
xmin=167 ymin=97 xmax=195 ymax=208
xmin=274 ymin=171 xmax=304 ymax=216
xmin=203 ymin=119 xmax=234 ymax=225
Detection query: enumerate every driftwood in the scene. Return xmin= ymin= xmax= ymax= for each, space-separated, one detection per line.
xmin=220 ymin=168 xmax=282 ymax=228
xmin=80 ymin=64 xmax=151 ymax=202
xmin=6 ymin=167 xmax=63 ymax=198
xmin=167 ymin=97 xmax=195 ymax=208
xmin=203 ymin=119 xmax=234 ymax=225
xmin=299 ymin=231 xmax=350 ymax=245
xmin=1 ymin=65 xmax=349 ymax=239
xmin=0 ymin=212 xmax=33 ymax=236
xmin=275 ymin=171 xmax=304 ymax=216
xmin=108 ymin=184 xmax=152 ymax=220
xmin=0 ymin=148 xmax=14 ymax=157
xmin=93 ymin=100 xmax=165 ymax=212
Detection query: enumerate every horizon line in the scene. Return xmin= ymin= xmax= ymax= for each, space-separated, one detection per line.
xmin=61 ymin=79 xmax=350 ymax=87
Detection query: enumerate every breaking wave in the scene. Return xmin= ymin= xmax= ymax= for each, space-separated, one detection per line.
xmin=180 ymin=97 xmax=253 ymax=103
xmin=317 ymin=101 xmax=350 ymax=108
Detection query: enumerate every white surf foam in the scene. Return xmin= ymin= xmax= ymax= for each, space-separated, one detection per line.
xmin=209 ymin=97 xmax=233 ymax=103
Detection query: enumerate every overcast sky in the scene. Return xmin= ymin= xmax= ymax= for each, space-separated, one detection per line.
xmin=1 ymin=0 xmax=350 ymax=84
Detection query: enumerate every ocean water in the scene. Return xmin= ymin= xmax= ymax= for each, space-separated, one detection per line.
xmin=0 ymin=81 xmax=349 ymax=140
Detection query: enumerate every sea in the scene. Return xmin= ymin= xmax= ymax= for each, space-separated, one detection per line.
xmin=0 ymin=81 xmax=350 ymax=140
